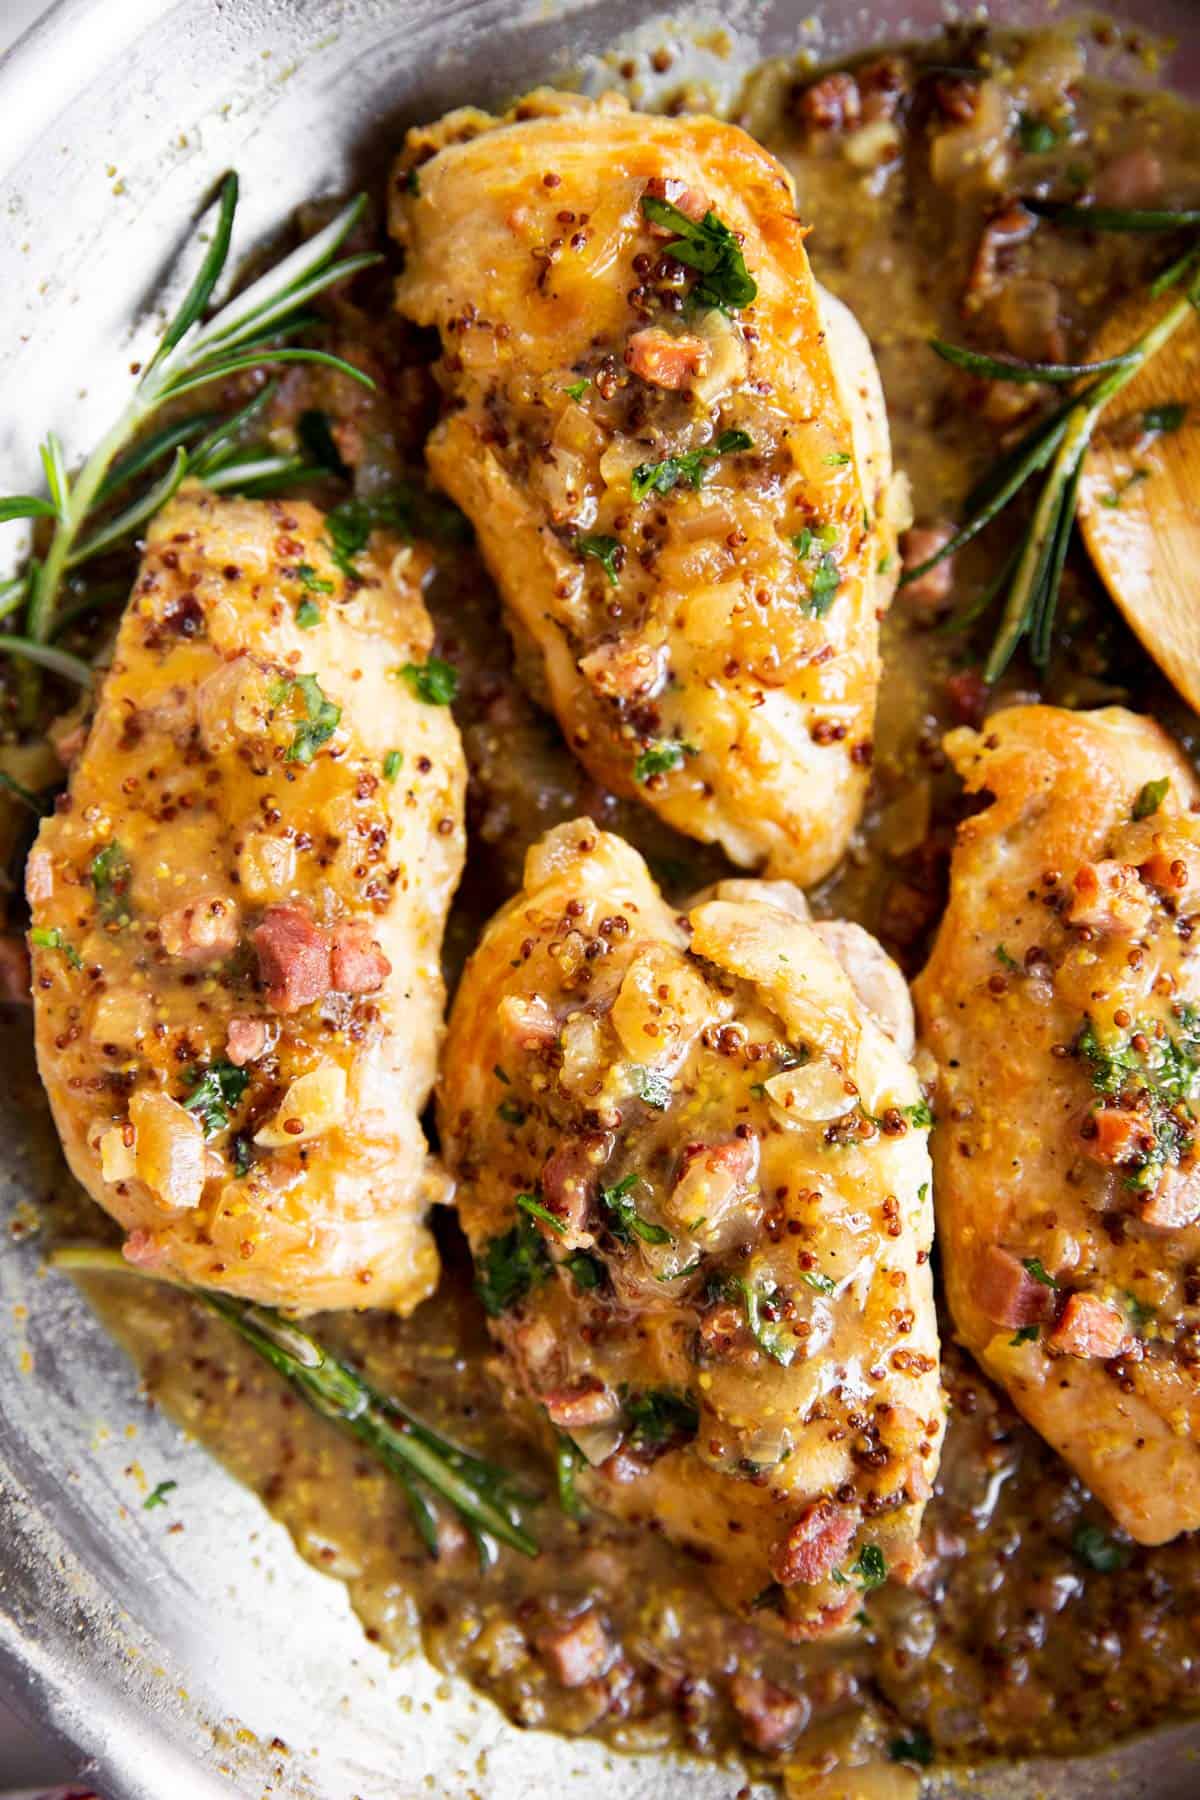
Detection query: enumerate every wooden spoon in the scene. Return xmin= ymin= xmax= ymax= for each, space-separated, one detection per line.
xmin=1076 ymin=290 xmax=1200 ymax=710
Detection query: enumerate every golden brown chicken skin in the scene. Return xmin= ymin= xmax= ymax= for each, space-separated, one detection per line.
xmin=916 ymin=705 xmax=1200 ymax=1544
xmin=438 ymin=821 xmax=942 ymax=1638
xmin=391 ymin=93 xmax=901 ymax=886
xmin=28 ymin=485 xmax=465 ymax=1314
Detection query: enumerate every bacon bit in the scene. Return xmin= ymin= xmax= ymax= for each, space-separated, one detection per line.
xmin=624 ymin=327 xmax=708 ymax=391
xmin=782 ymin=1591 xmax=860 ymax=1642
xmin=0 ymin=935 xmax=31 ymax=1003
xmin=944 ymin=668 xmax=989 ymax=728
xmin=226 ymin=1016 xmax=271 ymax=1068
xmin=122 ymin=1228 xmax=165 ymax=1269
xmin=1094 ymin=148 xmax=1164 ymax=208
xmin=579 ymin=636 xmax=666 ymax=702
xmin=25 ymin=850 xmax=53 ymax=905
xmin=159 ymin=896 xmax=240 ymax=963
xmin=768 ymin=1498 xmax=858 ymax=1587
xmin=537 ymin=1609 xmax=612 ymax=1688
xmin=671 ymin=1135 xmax=758 ymax=1236
xmin=729 ymin=1674 xmax=809 ymax=1752
xmin=540 ymin=1136 xmax=609 ymax=1240
xmin=1084 ymin=1107 xmax=1153 ymax=1167
xmin=498 ymin=993 xmax=559 ymax=1051
xmin=1047 ymin=1292 xmax=1131 ymax=1359
xmin=1066 ymin=860 xmax=1150 ymax=932
xmin=966 ymin=202 xmax=1036 ymax=304
xmin=252 ymin=902 xmax=332 ymax=1013
xmin=899 ymin=524 xmax=955 ymax=611
xmin=857 ymin=54 xmax=911 ymax=124
xmin=1140 ymin=1164 xmax=1200 ymax=1230
xmin=799 ymin=70 xmax=862 ymax=135
xmin=977 ymin=1244 xmax=1055 ymax=1329
xmin=644 ymin=174 xmax=710 ymax=228
xmin=330 ymin=921 xmax=391 ymax=995
xmin=1140 ymin=841 xmax=1200 ymax=897
xmin=542 ymin=1382 xmax=620 ymax=1429
xmin=932 ymin=74 xmax=981 ymax=123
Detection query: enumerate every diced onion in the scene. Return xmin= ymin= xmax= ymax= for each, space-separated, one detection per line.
xmin=255 ymin=1063 xmax=348 ymax=1148
xmin=765 ymin=1061 xmax=856 ymax=1124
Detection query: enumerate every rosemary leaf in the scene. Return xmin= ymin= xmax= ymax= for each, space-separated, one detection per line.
xmin=930 ymin=337 xmax=1135 ymax=385
xmin=0 ymin=496 xmax=59 ymax=523
xmin=1027 ymin=199 xmax=1200 ymax=232
xmin=0 ymin=634 xmax=92 ymax=685
xmin=66 ymin=447 xmax=189 ymax=568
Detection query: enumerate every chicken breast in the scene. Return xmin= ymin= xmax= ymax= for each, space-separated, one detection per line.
xmin=28 ymin=484 xmax=466 ymax=1314
xmin=438 ymin=820 xmax=943 ymax=1637
xmin=915 ymin=705 xmax=1200 ymax=1543
xmin=391 ymin=92 xmax=902 ymax=886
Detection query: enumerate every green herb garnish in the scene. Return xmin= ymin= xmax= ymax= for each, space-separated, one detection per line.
xmin=555 ymin=1434 xmax=587 ymax=1519
xmin=575 ymin=533 xmax=622 ymax=586
xmin=799 ymin=1268 xmax=837 ymax=1296
xmin=297 ymin=561 xmax=334 ymax=594
xmin=731 ymin=1273 xmax=795 ymax=1365
xmin=995 ymin=944 xmax=1020 ymax=972
xmin=475 ymin=1211 xmax=552 ymax=1317
xmin=630 ymin=1064 xmax=673 ymax=1109
xmin=600 ymin=1173 xmax=672 ymax=1246
xmin=630 ymin=429 xmax=753 ymax=502
xmin=633 ymin=739 xmax=695 ymax=783
xmin=1022 ymin=1257 xmax=1057 ymax=1289
xmin=564 ymin=378 xmax=590 ymax=401
xmin=182 ymin=1061 xmax=249 ymax=1137
xmin=497 ymin=1099 xmax=526 ymax=1126
xmin=295 ymin=598 xmax=322 ymax=628
xmin=382 ymin=749 xmax=403 ymax=781
xmin=565 ymin=1251 xmax=605 ymax=1292
xmin=1018 ymin=112 xmax=1063 ymax=155
xmin=638 ymin=195 xmax=757 ymax=312
xmin=1072 ymin=1520 xmax=1130 ymax=1572
xmin=850 ymin=1543 xmax=887 ymax=1590
xmin=271 ymin=671 xmax=342 ymax=763
xmin=515 ymin=1192 xmax=565 ymax=1234
xmin=29 ymin=926 xmax=83 ymax=969
xmin=1133 ymin=777 xmax=1170 ymax=820
xmin=297 ymin=408 xmax=350 ymax=479
xmin=1142 ymin=402 xmax=1188 ymax=434
xmin=623 ymin=1386 xmax=699 ymax=1446
xmin=888 ymin=1729 xmax=934 ymax=1768
xmin=1010 ymin=1323 xmax=1040 ymax=1346
xmin=90 ymin=841 xmax=132 ymax=923
xmin=143 ymin=1478 xmax=178 ymax=1510
xmin=397 ymin=658 xmax=458 ymax=706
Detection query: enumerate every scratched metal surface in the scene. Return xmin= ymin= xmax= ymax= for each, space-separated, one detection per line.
xmin=0 ymin=2 xmax=1198 ymax=1796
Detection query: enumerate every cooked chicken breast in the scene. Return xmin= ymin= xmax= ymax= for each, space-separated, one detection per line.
xmin=438 ymin=820 xmax=942 ymax=1637
xmin=391 ymin=92 xmax=902 ymax=886
xmin=28 ymin=484 xmax=466 ymax=1314
xmin=915 ymin=705 xmax=1200 ymax=1543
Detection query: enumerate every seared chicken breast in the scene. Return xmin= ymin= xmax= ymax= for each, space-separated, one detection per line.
xmin=916 ymin=706 xmax=1200 ymax=1543
xmin=391 ymin=92 xmax=901 ymax=885
xmin=28 ymin=485 xmax=466 ymax=1314
xmin=438 ymin=821 xmax=942 ymax=1637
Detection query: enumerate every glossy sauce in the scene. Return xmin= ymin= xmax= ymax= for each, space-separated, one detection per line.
xmin=22 ymin=21 xmax=1200 ymax=1793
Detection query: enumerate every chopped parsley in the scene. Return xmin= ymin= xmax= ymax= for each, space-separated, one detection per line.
xmin=793 ymin=523 xmax=842 ymax=617
xmin=888 ymin=1729 xmax=933 ymax=1768
xmin=623 ymin=1386 xmax=700 ymax=1446
xmin=182 ymin=1061 xmax=249 ymax=1138
xmin=1018 ymin=111 xmax=1063 ymax=154
xmin=269 ymin=672 xmax=342 ymax=764
xmin=231 ymin=1133 xmax=256 ymax=1179
xmin=382 ymin=749 xmax=403 ymax=782
xmin=143 ymin=1478 xmax=178 ymax=1511
xmin=1010 ymin=1323 xmax=1040 ymax=1346
xmin=397 ymin=658 xmax=458 ymax=705
xmin=324 ymin=486 xmax=471 ymax=576
xmin=630 ymin=429 xmax=753 ymax=502
xmin=634 ymin=739 xmax=695 ymax=783
xmin=515 ymin=1192 xmax=565 ymax=1234
xmin=1133 ymin=776 xmax=1170 ymax=820
xmin=575 ymin=533 xmax=622 ymax=586
xmin=297 ymin=408 xmax=350 ymax=479
xmin=799 ymin=1268 xmax=837 ymax=1296
xmin=555 ymin=1434 xmax=587 ymax=1519
xmin=639 ymin=194 xmax=757 ymax=312
xmin=295 ymin=598 xmax=322 ymax=629
xmin=731 ymin=1273 xmax=795 ymax=1365
xmin=565 ymin=1250 xmax=605 ymax=1292
xmin=326 ymin=497 xmax=380 ymax=575
xmin=563 ymin=377 xmax=590 ymax=401
xmin=1076 ymin=1009 xmax=1200 ymax=1186
xmin=1142 ymin=402 xmax=1188 ymax=434
xmin=995 ymin=944 xmax=1020 ymax=973
xmin=296 ymin=561 xmax=334 ymax=595
xmin=600 ymin=1172 xmax=671 ymax=1246
xmin=849 ymin=1543 xmax=887 ymax=1590
xmin=475 ymin=1211 xmax=551 ymax=1317
xmin=1100 ymin=467 xmax=1149 ymax=509
xmin=630 ymin=1064 xmax=673 ymax=1109
xmin=29 ymin=926 xmax=82 ymax=969
xmin=1022 ymin=1257 xmax=1057 ymax=1290
xmin=1072 ymin=1520 xmax=1130 ymax=1573
xmin=90 ymin=841 xmax=132 ymax=923
xmin=823 ymin=450 xmax=852 ymax=467
xmin=906 ymin=1098 xmax=934 ymax=1129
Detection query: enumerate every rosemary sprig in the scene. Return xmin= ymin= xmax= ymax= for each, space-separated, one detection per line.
xmin=906 ymin=232 xmax=1200 ymax=680
xmin=51 ymin=1245 xmax=539 ymax=1565
xmin=0 ymin=173 xmax=379 ymax=668
xmin=1026 ymin=199 xmax=1200 ymax=232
